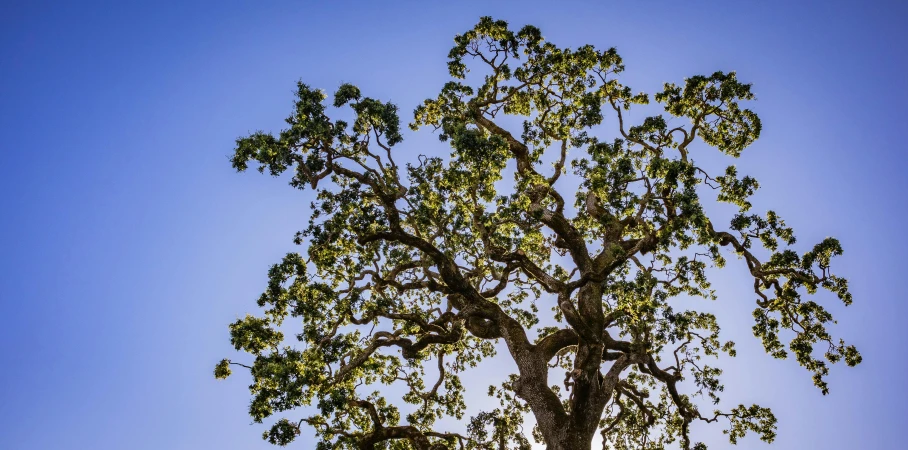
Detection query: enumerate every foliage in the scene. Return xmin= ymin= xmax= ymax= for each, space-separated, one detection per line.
xmin=216 ymin=17 xmax=860 ymax=450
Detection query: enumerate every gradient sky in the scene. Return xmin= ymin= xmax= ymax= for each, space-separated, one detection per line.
xmin=2 ymin=1 xmax=907 ymax=449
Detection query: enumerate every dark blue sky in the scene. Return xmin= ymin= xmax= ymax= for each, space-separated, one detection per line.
xmin=2 ymin=1 xmax=906 ymax=449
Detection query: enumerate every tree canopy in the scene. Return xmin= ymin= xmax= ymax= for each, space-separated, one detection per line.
xmin=216 ymin=17 xmax=860 ymax=450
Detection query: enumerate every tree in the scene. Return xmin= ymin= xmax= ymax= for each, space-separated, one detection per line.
xmin=215 ymin=17 xmax=861 ymax=450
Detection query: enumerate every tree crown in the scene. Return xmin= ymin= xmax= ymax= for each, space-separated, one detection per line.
xmin=217 ymin=17 xmax=860 ymax=450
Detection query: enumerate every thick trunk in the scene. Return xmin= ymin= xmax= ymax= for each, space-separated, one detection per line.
xmin=538 ymin=428 xmax=596 ymax=450
xmin=526 ymin=284 xmax=610 ymax=450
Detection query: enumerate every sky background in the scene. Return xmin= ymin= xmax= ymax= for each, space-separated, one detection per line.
xmin=2 ymin=1 xmax=907 ymax=449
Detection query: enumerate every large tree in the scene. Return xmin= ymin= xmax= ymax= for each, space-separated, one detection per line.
xmin=215 ymin=17 xmax=860 ymax=450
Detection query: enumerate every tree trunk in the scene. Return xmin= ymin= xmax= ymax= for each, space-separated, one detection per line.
xmin=541 ymin=428 xmax=596 ymax=450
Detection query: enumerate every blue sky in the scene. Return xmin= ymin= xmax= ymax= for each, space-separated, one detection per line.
xmin=1 ymin=1 xmax=906 ymax=449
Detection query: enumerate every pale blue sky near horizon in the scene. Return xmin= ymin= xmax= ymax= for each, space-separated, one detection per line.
xmin=1 ymin=1 xmax=907 ymax=449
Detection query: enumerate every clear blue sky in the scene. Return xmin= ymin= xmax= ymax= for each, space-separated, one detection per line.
xmin=1 ymin=1 xmax=906 ymax=449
